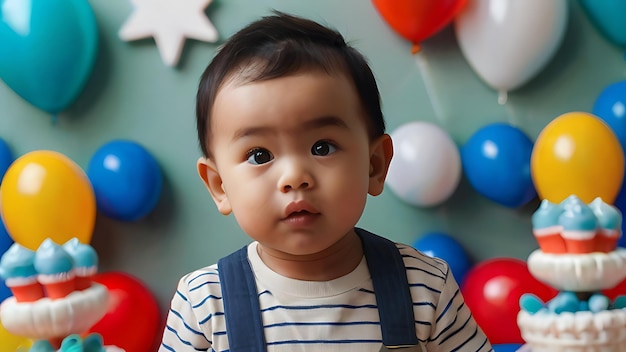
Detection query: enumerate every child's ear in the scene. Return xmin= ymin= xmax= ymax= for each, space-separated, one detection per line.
xmin=368 ymin=133 xmax=394 ymax=196
xmin=197 ymin=157 xmax=232 ymax=215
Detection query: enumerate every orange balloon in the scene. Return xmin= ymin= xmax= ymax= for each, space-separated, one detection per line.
xmin=531 ymin=112 xmax=625 ymax=204
xmin=0 ymin=150 xmax=95 ymax=250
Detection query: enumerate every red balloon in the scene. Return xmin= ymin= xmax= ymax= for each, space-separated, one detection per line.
xmin=89 ymin=271 xmax=162 ymax=352
xmin=461 ymin=258 xmax=557 ymax=344
xmin=604 ymin=277 xmax=626 ymax=300
xmin=372 ymin=0 xmax=467 ymax=51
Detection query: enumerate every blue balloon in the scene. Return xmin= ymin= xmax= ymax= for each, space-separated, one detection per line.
xmin=594 ymin=80 xmax=626 ymax=246
xmin=593 ymin=80 xmax=626 ymax=149
xmin=0 ymin=138 xmax=13 ymax=182
xmin=0 ymin=218 xmax=13 ymax=255
xmin=0 ymin=0 xmax=98 ymax=114
xmin=87 ymin=140 xmax=163 ymax=222
xmin=493 ymin=343 xmax=524 ymax=352
xmin=413 ymin=232 xmax=472 ymax=285
xmin=461 ymin=123 xmax=536 ymax=208
xmin=579 ymin=0 xmax=626 ymax=49
xmin=0 ymin=218 xmax=14 ymax=302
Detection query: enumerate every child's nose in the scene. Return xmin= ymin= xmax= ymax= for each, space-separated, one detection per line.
xmin=278 ymin=159 xmax=313 ymax=192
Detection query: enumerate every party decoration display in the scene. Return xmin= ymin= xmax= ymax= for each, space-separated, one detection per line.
xmin=0 ymin=150 xmax=96 ymax=250
xmin=119 ymin=0 xmax=219 ymax=67
xmin=461 ymin=123 xmax=536 ymax=208
xmin=0 ymin=138 xmax=12 ymax=183
xmin=0 ymin=0 xmax=99 ymax=115
xmin=87 ymin=140 xmax=163 ymax=222
xmin=517 ymin=195 xmax=626 ymax=350
xmin=0 ymin=238 xmax=111 ymax=350
xmin=89 ymin=271 xmax=161 ymax=352
xmin=413 ymin=231 xmax=472 ymax=285
xmin=386 ymin=121 xmax=461 ymax=207
xmin=461 ymin=257 xmax=556 ymax=344
xmin=372 ymin=0 xmax=467 ymax=52
xmin=454 ymin=0 xmax=567 ymax=100
xmin=579 ymin=0 xmax=626 ymax=49
xmin=531 ymin=112 xmax=625 ymax=204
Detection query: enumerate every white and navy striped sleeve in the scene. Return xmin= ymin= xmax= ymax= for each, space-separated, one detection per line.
xmin=400 ymin=245 xmax=493 ymax=352
xmin=159 ymin=268 xmax=220 ymax=351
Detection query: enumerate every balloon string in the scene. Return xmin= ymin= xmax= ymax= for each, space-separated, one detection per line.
xmin=411 ymin=43 xmax=421 ymax=55
xmin=51 ymin=113 xmax=58 ymax=125
xmin=414 ymin=51 xmax=446 ymax=124
xmin=498 ymin=90 xmax=508 ymax=105
xmin=502 ymin=94 xmax=520 ymax=126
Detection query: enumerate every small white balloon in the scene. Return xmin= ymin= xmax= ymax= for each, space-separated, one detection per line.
xmin=386 ymin=121 xmax=461 ymax=207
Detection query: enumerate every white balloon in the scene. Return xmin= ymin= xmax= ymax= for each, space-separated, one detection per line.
xmin=454 ymin=0 xmax=568 ymax=95
xmin=386 ymin=121 xmax=461 ymax=207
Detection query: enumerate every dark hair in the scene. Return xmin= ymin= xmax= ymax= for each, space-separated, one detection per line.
xmin=196 ymin=11 xmax=385 ymax=158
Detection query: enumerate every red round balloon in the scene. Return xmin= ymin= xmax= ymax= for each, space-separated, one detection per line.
xmin=461 ymin=258 xmax=557 ymax=344
xmin=89 ymin=271 xmax=162 ymax=352
xmin=372 ymin=0 xmax=467 ymax=49
xmin=604 ymin=277 xmax=626 ymax=300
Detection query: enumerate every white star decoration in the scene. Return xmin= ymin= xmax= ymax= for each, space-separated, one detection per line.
xmin=119 ymin=0 xmax=218 ymax=67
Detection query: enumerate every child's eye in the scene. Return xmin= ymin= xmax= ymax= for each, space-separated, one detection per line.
xmin=311 ymin=141 xmax=337 ymax=156
xmin=246 ymin=148 xmax=273 ymax=165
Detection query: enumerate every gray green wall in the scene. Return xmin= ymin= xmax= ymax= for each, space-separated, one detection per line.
xmin=0 ymin=0 xmax=622 ymax=314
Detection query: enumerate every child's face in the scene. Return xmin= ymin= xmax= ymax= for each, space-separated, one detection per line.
xmin=198 ymin=71 xmax=391 ymax=257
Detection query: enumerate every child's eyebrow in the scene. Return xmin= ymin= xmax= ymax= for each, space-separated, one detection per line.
xmin=232 ymin=116 xmax=348 ymax=141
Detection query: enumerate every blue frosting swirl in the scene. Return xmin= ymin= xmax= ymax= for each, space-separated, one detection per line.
xmin=34 ymin=239 xmax=75 ymax=275
xmin=0 ymin=243 xmax=37 ymax=279
xmin=532 ymin=199 xmax=563 ymax=229
xmin=589 ymin=197 xmax=622 ymax=230
xmin=63 ymin=238 xmax=97 ymax=268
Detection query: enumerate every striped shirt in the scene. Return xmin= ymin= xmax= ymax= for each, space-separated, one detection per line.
xmin=160 ymin=240 xmax=493 ymax=351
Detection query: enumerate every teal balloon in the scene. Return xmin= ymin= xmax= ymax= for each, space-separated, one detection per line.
xmin=0 ymin=0 xmax=98 ymax=114
xmin=579 ymin=0 xmax=626 ymax=49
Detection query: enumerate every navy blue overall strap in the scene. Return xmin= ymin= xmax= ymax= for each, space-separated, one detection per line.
xmin=355 ymin=227 xmax=419 ymax=347
xmin=218 ymin=228 xmax=418 ymax=351
xmin=218 ymin=246 xmax=267 ymax=352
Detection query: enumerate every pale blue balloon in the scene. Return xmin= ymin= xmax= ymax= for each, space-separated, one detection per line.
xmin=0 ymin=0 xmax=98 ymax=114
xmin=579 ymin=0 xmax=626 ymax=49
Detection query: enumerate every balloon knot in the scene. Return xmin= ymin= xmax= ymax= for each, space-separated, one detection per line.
xmin=411 ymin=43 xmax=422 ymax=55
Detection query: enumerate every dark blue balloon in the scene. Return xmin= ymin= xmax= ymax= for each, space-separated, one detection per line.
xmin=461 ymin=123 xmax=536 ymax=208
xmin=87 ymin=140 xmax=163 ymax=222
xmin=595 ymin=80 xmax=626 ymax=243
xmin=593 ymin=80 xmax=626 ymax=150
xmin=0 ymin=218 xmax=14 ymax=302
xmin=493 ymin=343 xmax=524 ymax=352
xmin=0 ymin=219 xmax=13 ymax=255
xmin=0 ymin=138 xmax=13 ymax=183
xmin=413 ymin=232 xmax=472 ymax=285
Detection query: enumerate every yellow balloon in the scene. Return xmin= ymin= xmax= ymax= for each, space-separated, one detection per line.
xmin=0 ymin=321 xmax=31 ymax=351
xmin=0 ymin=150 xmax=95 ymax=250
xmin=531 ymin=112 xmax=625 ymax=204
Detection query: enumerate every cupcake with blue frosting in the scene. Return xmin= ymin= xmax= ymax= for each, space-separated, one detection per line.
xmin=589 ymin=197 xmax=622 ymax=252
xmin=0 ymin=243 xmax=44 ymax=302
xmin=559 ymin=195 xmax=598 ymax=253
xmin=63 ymin=238 xmax=98 ymax=290
xmin=34 ymin=239 xmax=76 ymax=299
xmin=532 ymin=199 xmax=565 ymax=253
